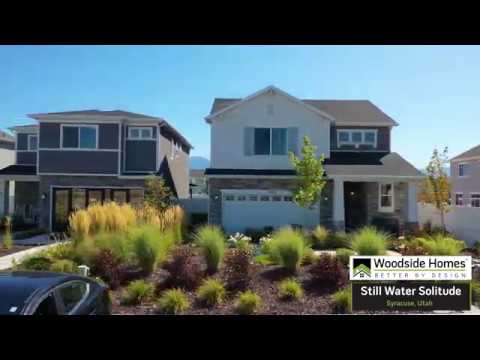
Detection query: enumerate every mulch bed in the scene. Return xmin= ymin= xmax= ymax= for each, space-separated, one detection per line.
xmin=111 ymin=262 xmax=336 ymax=315
xmin=0 ymin=245 xmax=33 ymax=257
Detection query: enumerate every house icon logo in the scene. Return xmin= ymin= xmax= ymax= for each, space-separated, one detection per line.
xmin=353 ymin=258 xmax=371 ymax=278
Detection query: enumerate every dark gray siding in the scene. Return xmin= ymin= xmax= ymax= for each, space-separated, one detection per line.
xmin=39 ymin=123 xmax=60 ymax=148
xmin=39 ymin=151 xmax=118 ymax=174
xmin=17 ymin=133 xmax=33 ymax=150
xmin=330 ymin=126 xmax=390 ymax=152
xmin=17 ymin=152 xmax=37 ymax=165
xmin=0 ymin=140 xmax=14 ymax=150
xmin=99 ymin=124 xmax=120 ymax=149
xmin=125 ymin=140 xmax=156 ymax=172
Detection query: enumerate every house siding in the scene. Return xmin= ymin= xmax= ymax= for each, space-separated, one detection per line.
xmin=160 ymin=126 xmax=189 ymax=198
xmin=16 ymin=133 xmax=34 ymax=150
xmin=450 ymin=158 xmax=480 ymax=204
xmin=38 ymin=151 xmax=118 ymax=174
xmin=17 ymin=152 xmax=37 ymax=165
xmin=39 ymin=123 xmax=60 ymax=148
xmin=330 ymin=126 xmax=390 ymax=152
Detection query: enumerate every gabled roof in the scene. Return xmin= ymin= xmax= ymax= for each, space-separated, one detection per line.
xmin=450 ymin=144 xmax=480 ymax=161
xmin=0 ymin=130 xmax=14 ymax=142
xmin=205 ymin=85 xmax=336 ymax=123
xmin=207 ymin=87 xmax=398 ymax=127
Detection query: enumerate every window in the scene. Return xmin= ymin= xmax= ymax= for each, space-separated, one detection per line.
xmin=28 ymin=135 xmax=37 ymax=150
xmin=379 ymin=183 xmax=394 ymax=212
xmin=56 ymin=281 xmax=89 ymax=314
xmin=237 ymin=195 xmax=246 ymax=201
xmin=459 ymin=163 xmax=469 ymax=177
xmin=72 ymin=189 xmax=86 ymax=211
xmin=128 ymin=127 xmax=153 ymax=140
xmin=254 ymin=127 xmax=288 ymax=155
xmin=455 ymin=193 xmax=464 ymax=206
xmin=337 ymin=129 xmax=377 ymax=148
xmin=225 ymin=195 xmax=234 ymax=201
xmin=260 ymin=195 xmax=270 ymax=201
xmin=272 ymin=195 xmax=282 ymax=202
xmin=33 ymin=293 xmax=58 ymax=315
xmin=284 ymin=196 xmax=293 ymax=202
xmin=129 ymin=189 xmax=144 ymax=208
xmin=471 ymin=194 xmax=480 ymax=208
xmin=62 ymin=125 xmax=97 ymax=149
xmin=248 ymin=195 xmax=258 ymax=201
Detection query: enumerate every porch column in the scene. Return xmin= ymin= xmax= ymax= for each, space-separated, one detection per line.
xmin=3 ymin=180 xmax=10 ymax=215
xmin=333 ymin=178 xmax=345 ymax=230
xmin=407 ymin=181 xmax=418 ymax=223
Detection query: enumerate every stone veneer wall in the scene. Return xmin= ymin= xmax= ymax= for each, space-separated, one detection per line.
xmin=39 ymin=176 xmax=147 ymax=230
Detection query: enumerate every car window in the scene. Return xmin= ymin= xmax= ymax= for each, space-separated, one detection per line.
xmin=33 ymin=293 xmax=59 ymax=315
xmin=57 ymin=281 xmax=89 ymax=314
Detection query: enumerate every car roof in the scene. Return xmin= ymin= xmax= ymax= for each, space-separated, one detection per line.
xmin=0 ymin=271 xmax=92 ymax=315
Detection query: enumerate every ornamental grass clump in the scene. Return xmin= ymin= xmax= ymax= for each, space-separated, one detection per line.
xmin=278 ymin=278 xmax=303 ymax=301
xmin=196 ymin=278 xmax=226 ymax=307
xmin=157 ymin=288 xmax=190 ymax=314
xmin=121 ymin=279 xmax=154 ymax=306
xmin=86 ymin=204 xmax=108 ymax=234
xmin=350 ymin=227 xmax=389 ymax=255
xmin=68 ymin=209 xmax=91 ymax=243
xmin=416 ymin=234 xmax=465 ymax=255
xmin=2 ymin=216 xmax=13 ymax=250
xmin=195 ymin=225 xmax=226 ymax=274
xmin=269 ymin=227 xmax=307 ymax=273
xmin=331 ymin=287 xmax=352 ymax=314
xmin=234 ymin=290 xmax=262 ymax=315
xmin=335 ymin=248 xmax=355 ymax=266
xmin=311 ymin=225 xmax=329 ymax=249
xmin=50 ymin=259 xmax=77 ymax=273
xmin=104 ymin=202 xmax=128 ymax=233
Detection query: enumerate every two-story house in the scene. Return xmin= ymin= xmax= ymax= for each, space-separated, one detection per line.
xmin=450 ymin=144 xmax=480 ymax=208
xmin=0 ymin=110 xmax=192 ymax=231
xmin=205 ymin=86 xmax=423 ymax=234
xmin=0 ymin=130 xmax=15 ymax=216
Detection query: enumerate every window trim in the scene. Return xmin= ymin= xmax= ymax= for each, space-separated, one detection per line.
xmin=60 ymin=124 xmax=99 ymax=150
xmin=470 ymin=193 xmax=480 ymax=208
xmin=337 ymin=129 xmax=378 ymax=149
xmin=455 ymin=192 xmax=464 ymax=207
xmin=458 ymin=162 xmax=469 ymax=178
xmin=27 ymin=134 xmax=38 ymax=151
xmin=127 ymin=126 xmax=154 ymax=140
xmin=253 ymin=127 xmax=289 ymax=156
xmin=378 ymin=182 xmax=394 ymax=212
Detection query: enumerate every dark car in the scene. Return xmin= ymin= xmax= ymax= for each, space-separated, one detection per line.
xmin=0 ymin=271 xmax=111 ymax=315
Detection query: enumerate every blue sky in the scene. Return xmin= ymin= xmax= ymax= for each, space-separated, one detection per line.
xmin=0 ymin=45 xmax=478 ymax=168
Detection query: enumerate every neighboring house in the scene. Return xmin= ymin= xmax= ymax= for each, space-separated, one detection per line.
xmin=205 ymin=86 xmax=423 ymax=234
xmin=189 ymin=169 xmax=207 ymax=198
xmin=0 ymin=110 xmax=192 ymax=231
xmin=450 ymin=144 xmax=480 ymax=208
xmin=0 ymin=130 xmax=15 ymax=216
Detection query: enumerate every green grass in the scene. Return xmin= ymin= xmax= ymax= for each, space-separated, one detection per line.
xmin=50 ymin=259 xmax=77 ymax=273
xmin=331 ymin=287 xmax=352 ymax=314
xmin=350 ymin=227 xmax=389 ymax=255
xmin=268 ymin=227 xmax=308 ymax=273
xmin=121 ymin=280 xmax=155 ymax=306
xmin=234 ymin=290 xmax=262 ymax=315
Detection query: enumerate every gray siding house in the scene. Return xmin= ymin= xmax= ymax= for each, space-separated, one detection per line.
xmin=0 ymin=110 xmax=192 ymax=231
xmin=205 ymin=86 xmax=423 ymax=235
xmin=0 ymin=130 xmax=15 ymax=216
xmin=450 ymin=144 xmax=480 ymax=208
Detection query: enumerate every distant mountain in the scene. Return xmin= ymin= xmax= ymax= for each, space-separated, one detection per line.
xmin=419 ymin=166 xmax=450 ymax=176
xmin=190 ymin=156 xmax=210 ymax=169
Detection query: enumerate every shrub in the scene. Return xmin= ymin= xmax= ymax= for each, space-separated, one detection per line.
xmin=2 ymin=216 xmax=13 ymax=249
xmin=472 ymin=281 xmax=480 ymax=305
xmin=16 ymin=255 xmax=53 ymax=271
xmin=416 ymin=234 xmax=465 ymax=255
xmin=195 ymin=225 xmax=226 ymax=274
xmin=90 ymin=249 xmax=123 ymax=289
xmin=331 ymin=287 xmax=352 ymax=314
xmin=310 ymin=254 xmax=347 ymax=290
xmin=92 ymin=232 xmax=131 ymax=263
xmin=157 ymin=288 xmax=190 ymax=314
xmin=326 ymin=231 xmax=351 ymax=249
xmin=398 ymin=239 xmax=428 ymax=256
xmin=311 ymin=225 xmax=329 ymax=249
xmin=278 ymin=278 xmax=303 ymax=300
xmin=50 ymin=259 xmax=77 ymax=273
xmin=44 ymin=242 xmax=76 ymax=262
xmin=121 ymin=280 xmax=154 ymax=305
xmin=163 ymin=246 xmax=204 ymax=290
xmin=335 ymin=248 xmax=355 ymax=266
xmin=302 ymin=247 xmax=317 ymax=265
xmin=234 ymin=291 xmax=262 ymax=315
xmin=222 ymin=249 xmax=253 ymax=290
xmin=196 ymin=279 xmax=226 ymax=307
xmin=351 ymin=227 xmax=389 ymax=255
xmin=268 ymin=228 xmax=307 ymax=273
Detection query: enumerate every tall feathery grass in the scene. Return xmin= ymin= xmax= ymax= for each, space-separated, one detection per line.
xmin=269 ymin=227 xmax=308 ymax=273
xmin=350 ymin=227 xmax=389 ymax=255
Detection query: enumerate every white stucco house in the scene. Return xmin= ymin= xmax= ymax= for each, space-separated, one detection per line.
xmin=204 ymin=85 xmax=423 ymax=235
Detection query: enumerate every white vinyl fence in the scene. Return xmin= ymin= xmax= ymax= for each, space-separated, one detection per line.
xmin=417 ymin=203 xmax=480 ymax=246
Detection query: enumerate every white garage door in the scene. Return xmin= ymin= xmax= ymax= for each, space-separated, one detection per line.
xmin=222 ymin=189 xmax=319 ymax=234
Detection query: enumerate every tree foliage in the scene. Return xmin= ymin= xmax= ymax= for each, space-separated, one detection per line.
xmin=289 ymin=136 xmax=326 ymax=209
xmin=144 ymin=175 xmax=172 ymax=212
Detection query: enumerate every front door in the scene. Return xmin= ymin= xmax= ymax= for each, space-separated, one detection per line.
xmin=53 ymin=189 xmax=71 ymax=232
xmin=344 ymin=182 xmax=367 ymax=232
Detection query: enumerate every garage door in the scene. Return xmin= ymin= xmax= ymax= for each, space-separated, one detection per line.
xmin=222 ymin=189 xmax=319 ymax=234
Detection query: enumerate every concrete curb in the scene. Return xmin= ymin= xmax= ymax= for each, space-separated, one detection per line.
xmin=0 ymin=242 xmax=66 ymax=271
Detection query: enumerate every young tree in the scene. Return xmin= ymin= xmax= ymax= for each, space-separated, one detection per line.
xmin=418 ymin=147 xmax=451 ymax=231
xmin=289 ymin=136 xmax=327 ymax=209
xmin=144 ymin=175 xmax=172 ymax=212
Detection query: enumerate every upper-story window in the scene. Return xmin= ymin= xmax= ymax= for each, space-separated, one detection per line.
xmin=471 ymin=194 xmax=480 ymax=208
xmin=28 ymin=135 xmax=37 ymax=151
xmin=254 ymin=128 xmax=288 ymax=155
xmin=455 ymin=193 xmax=464 ymax=206
xmin=458 ymin=163 xmax=469 ymax=177
xmin=61 ymin=125 xmax=97 ymax=150
xmin=128 ymin=127 xmax=153 ymax=140
xmin=337 ymin=129 xmax=377 ymax=149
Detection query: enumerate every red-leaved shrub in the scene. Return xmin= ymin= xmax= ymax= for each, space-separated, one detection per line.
xmin=309 ymin=254 xmax=347 ymax=290
xmin=162 ymin=246 xmax=204 ymax=290
xmin=90 ymin=249 xmax=123 ymax=290
xmin=222 ymin=249 xmax=253 ymax=291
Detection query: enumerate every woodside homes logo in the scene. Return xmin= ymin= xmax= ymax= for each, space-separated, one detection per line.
xmin=349 ymin=256 xmax=472 ymax=281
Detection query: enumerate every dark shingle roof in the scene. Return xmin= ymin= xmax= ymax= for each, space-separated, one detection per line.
xmin=30 ymin=109 xmax=159 ymax=120
xmin=0 ymin=165 xmax=37 ymax=176
xmin=209 ymin=98 xmax=398 ymax=126
xmin=450 ymin=145 xmax=480 ymax=161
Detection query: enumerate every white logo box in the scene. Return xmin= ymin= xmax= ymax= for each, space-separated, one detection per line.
xmin=349 ymin=256 xmax=472 ymax=281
